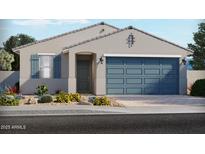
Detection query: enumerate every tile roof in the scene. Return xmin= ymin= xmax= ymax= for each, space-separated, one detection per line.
xmin=12 ymin=22 xmax=119 ymax=52
xmin=63 ymin=26 xmax=193 ymax=53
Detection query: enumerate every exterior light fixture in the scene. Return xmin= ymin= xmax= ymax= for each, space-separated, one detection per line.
xmin=99 ymin=56 xmax=104 ymax=64
xmin=182 ymin=58 xmax=186 ymax=65
xmin=127 ymin=33 xmax=135 ymax=48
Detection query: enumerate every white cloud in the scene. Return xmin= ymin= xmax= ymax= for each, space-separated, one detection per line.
xmin=12 ymin=19 xmax=90 ymax=26
xmin=55 ymin=20 xmax=90 ymax=24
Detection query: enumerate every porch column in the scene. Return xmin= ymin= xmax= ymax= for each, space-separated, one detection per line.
xmin=179 ymin=57 xmax=187 ymax=95
xmin=68 ymin=52 xmax=76 ymax=92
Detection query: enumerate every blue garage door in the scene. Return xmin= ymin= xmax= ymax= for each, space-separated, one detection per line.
xmin=106 ymin=57 xmax=179 ymax=95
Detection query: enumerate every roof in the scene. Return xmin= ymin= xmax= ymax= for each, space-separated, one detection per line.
xmin=63 ymin=26 xmax=193 ymax=53
xmin=12 ymin=22 xmax=119 ymax=53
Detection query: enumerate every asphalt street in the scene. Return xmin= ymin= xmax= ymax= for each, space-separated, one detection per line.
xmin=0 ymin=113 xmax=205 ymax=133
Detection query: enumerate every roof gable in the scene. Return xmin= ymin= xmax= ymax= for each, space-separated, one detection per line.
xmin=13 ymin=22 xmax=119 ymax=53
xmin=63 ymin=26 xmax=192 ymax=53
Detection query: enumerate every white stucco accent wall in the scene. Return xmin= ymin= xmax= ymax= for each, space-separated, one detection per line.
xmin=187 ymin=70 xmax=205 ymax=86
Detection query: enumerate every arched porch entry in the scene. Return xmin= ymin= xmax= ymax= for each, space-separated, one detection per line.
xmin=76 ymin=52 xmax=96 ymax=94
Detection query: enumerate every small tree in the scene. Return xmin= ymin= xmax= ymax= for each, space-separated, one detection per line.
xmin=0 ymin=49 xmax=14 ymax=71
xmin=3 ymin=34 xmax=36 ymax=70
xmin=188 ymin=22 xmax=205 ymax=70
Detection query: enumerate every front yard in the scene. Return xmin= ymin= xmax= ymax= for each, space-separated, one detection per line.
xmin=1 ymin=79 xmax=205 ymax=107
xmin=0 ymin=84 xmax=123 ymax=107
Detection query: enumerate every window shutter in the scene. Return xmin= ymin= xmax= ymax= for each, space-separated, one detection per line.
xmin=53 ymin=54 xmax=61 ymax=78
xmin=31 ymin=54 xmax=39 ymax=78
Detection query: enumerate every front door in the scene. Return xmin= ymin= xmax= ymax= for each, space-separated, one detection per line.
xmin=77 ymin=60 xmax=91 ymax=93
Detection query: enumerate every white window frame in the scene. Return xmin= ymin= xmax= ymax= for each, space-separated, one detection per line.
xmin=38 ymin=53 xmax=56 ymax=79
xmin=103 ymin=53 xmax=182 ymax=58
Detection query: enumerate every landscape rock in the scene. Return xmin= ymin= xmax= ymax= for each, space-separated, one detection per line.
xmin=26 ymin=97 xmax=38 ymax=104
xmin=77 ymin=101 xmax=93 ymax=105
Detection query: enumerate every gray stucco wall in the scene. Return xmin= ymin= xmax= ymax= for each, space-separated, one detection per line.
xmin=69 ymin=29 xmax=190 ymax=95
xmin=0 ymin=71 xmax=19 ymax=87
xmin=17 ymin=25 xmax=190 ymax=95
xmin=20 ymin=79 xmax=68 ymax=94
xmin=17 ymin=24 xmax=117 ymax=94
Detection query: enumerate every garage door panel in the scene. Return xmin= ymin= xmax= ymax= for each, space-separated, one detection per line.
xmin=126 ymin=68 xmax=142 ymax=75
xmin=107 ymin=68 xmax=124 ymax=75
xmin=160 ymin=87 xmax=178 ymax=94
xmin=126 ymin=78 xmax=142 ymax=84
xmin=161 ymin=59 xmax=178 ymax=69
xmin=126 ymin=88 xmax=142 ymax=94
xmin=144 ymin=87 xmax=160 ymax=94
xmin=107 ymin=78 xmax=124 ymax=84
xmin=144 ymin=69 xmax=160 ymax=75
xmin=161 ymin=78 xmax=177 ymax=84
xmin=106 ymin=83 xmax=124 ymax=88
xmin=125 ymin=58 xmax=142 ymax=65
xmin=106 ymin=58 xmax=124 ymax=65
xmin=107 ymin=88 xmax=124 ymax=94
xmin=144 ymin=59 xmax=160 ymax=67
xmin=162 ymin=69 xmax=177 ymax=75
xmin=106 ymin=57 xmax=179 ymax=95
xmin=144 ymin=78 xmax=160 ymax=84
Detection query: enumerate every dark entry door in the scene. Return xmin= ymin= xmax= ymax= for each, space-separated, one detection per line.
xmin=77 ymin=60 xmax=91 ymax=93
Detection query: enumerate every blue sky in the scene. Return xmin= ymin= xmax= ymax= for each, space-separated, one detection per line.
xmin=0 ymin=19 xmax=201 ymax=48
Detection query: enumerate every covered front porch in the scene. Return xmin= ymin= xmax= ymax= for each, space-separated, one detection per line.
xmin=66 ymin=51 xmax=103 ymax=95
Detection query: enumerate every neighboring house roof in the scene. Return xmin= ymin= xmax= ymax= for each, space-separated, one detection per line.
xmin=12 ymin=22 xmax=119 ymax=53
xmin=63 ymin=26 xmax=193 ymax=53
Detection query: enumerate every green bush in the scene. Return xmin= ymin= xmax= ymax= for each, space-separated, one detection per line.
xmin=69 ymin=93 xmax=81 ymax=102
xmin=55 ymin=92 xmax=81 ymax=103
xmin=38 ymin=94 xmax=53 ymax=103
xmin=93 ymin=96 xmax=111 ymax=106
xmin=0 ymin=95 xmax=20 ymax=106
xmin=35 ymin=85 xmax=48 ymax=96
xmin=190 ymin=79 xmax=205 ymax=97
xmin=55 ymin=91 xmax=70 ymax=103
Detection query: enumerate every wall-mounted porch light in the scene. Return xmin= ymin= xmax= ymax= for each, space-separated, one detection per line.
xmin=99 ymin=56 xmax=104 ymax=64
xmin=182 ymin=58 xmax=187 ymax=65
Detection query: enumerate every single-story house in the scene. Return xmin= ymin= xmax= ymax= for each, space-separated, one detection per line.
xmin=13 ymin=22 xmax=192 ymax=95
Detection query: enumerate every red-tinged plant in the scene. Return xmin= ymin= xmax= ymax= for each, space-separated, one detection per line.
xmin=6 ymin=86 xmax=18 ymax=95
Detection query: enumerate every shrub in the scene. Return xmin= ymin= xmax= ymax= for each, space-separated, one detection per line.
xmin=88 ymin=96 xmax=95 ymax=103
xmin=190 ymin=79 xmax=205 ymax=97
xmin=0 ymin=94 xmax=20 ymax=106
xmin=5 ymin=86 xmax=18 ymax=95
xmin=38 ymin=94 xmax=53 ymax=103
xmin=93 ymin=96 xmax=111 ymax=106
xmin=69 ymin=93 xmax=81 ymax=102
xmin=55 ymin=91 xmax=70 ymax=103
xmin=55 ymin=90 xmax=61 ymax=94
xmin=35 ymin=85 xmax=48 ymax=96
xmin=55 ymin=92 xmax=81 ymax=103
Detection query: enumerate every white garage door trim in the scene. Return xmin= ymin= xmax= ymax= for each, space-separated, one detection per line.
xmin=103 ymin=53 xmax=182 ymax=58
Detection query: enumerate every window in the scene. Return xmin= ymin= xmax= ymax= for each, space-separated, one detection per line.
xmin=39 ymin=55 xmax=53 ymax=78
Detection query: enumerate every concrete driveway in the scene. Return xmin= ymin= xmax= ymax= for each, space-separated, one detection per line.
xmin=110 ymin=95 xmax=205 ymax=107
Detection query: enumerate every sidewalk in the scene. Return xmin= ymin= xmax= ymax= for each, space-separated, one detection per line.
xmin=1 ymin=103 xmax=205 ymax=116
